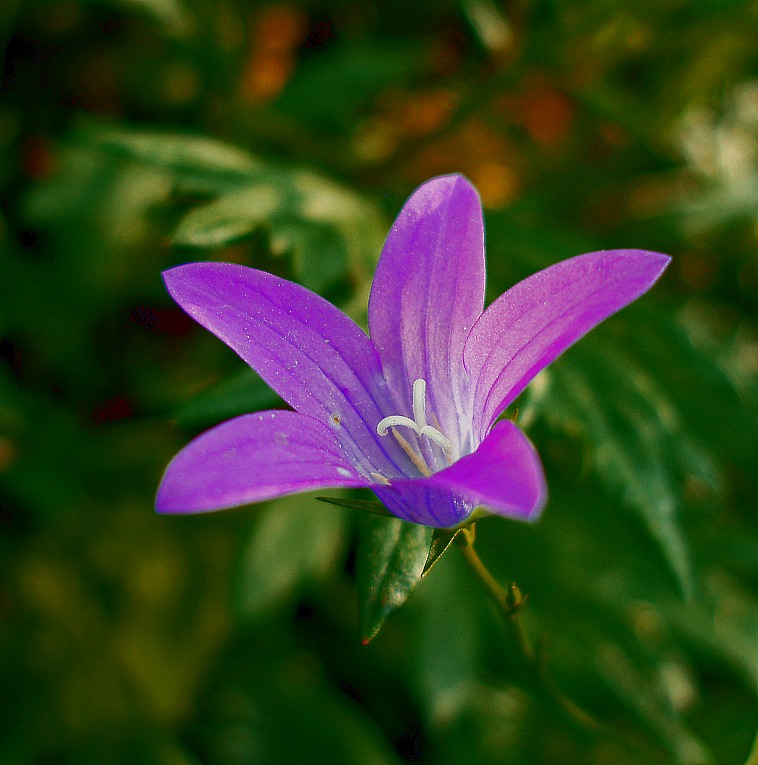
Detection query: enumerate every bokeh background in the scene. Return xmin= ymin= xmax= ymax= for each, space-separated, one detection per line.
xmin=1 ymin=0 xmax=757 ymax=763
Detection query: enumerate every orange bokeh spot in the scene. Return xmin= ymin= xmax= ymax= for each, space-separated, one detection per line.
xmin=241 ymin=4 xmax=308 ymax=104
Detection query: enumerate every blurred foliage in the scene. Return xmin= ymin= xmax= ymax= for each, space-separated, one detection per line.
xmin=1 ymin=0 xmax=757 ymax=763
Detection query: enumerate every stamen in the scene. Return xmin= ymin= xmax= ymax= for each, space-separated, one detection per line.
xmin=391 ymin=428 xmax=431 ymax=477
xmin=370 ymin=472 xmax=391 ymax=485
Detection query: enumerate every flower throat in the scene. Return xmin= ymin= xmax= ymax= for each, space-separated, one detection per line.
xmin=376 ymin=378 xmax=452 ymax=477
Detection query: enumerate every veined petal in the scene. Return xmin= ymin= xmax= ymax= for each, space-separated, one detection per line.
xmin=163 ymin=262 xmax=411 ymax=477
xmin=368 ymin=175 xmax=485 ymax=452
xmin=156 ymin=411 xmax=371 ymax=514
xmin=372 ymin=481 xmax=475 ymax=528
xmin=431 ymin=420 xmax=546 ymax=521
xmin=464 ymin=249 xmax=671 ymax=439
xmin=375 ymin=420 xmax=546 ymax=527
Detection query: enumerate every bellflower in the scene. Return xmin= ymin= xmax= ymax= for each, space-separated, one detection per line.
xmin=156 ymin=175 xmax=669 ymax=528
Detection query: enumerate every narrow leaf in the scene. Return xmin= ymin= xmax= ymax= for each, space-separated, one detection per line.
xmin=667 ymin=571 xmax=758 ymax=699
xmin=80 ymin=121 xmax=261 ymax=177
xmin=235 ymin=495 xmax=345 ymax=620
xmin=171 ymin=169 xmax=385 ymax=294
xmin=172 ymin=185 xmax=283 ymax=247
xmin=596 ymin=644 xmax=711 ymax=765
xmin=533 ymin=333 xmax=703 ymax=599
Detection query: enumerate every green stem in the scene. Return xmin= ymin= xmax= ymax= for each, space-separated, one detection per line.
xmin=456 ymin=526 xmax=669 ymax=761
xmin=456 ymin=526 xmax=599 ymax=732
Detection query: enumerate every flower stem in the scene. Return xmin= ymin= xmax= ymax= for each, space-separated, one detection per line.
xmin=455 ymin=525 xmax=669 ymax=759
xmin=456 ymin=526 xmax=599 ymax=732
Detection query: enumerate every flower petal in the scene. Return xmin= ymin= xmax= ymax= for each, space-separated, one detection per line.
xmin=431 ymin=419 xmax=547 ymax=521
xmin=156 ymin=410 xmax=370 ymax=514
xmin=163 ymin=262 xmax=411 ymax=477
xmin=463 ymin=249 xmax=671 ymax=438
xmin=373 ymin=481 xmax=475 ymax=528
xmin=368 ymin=175 xmax=485 ymax=452
xmin=375 ymin=419 xmax=546 ymax=527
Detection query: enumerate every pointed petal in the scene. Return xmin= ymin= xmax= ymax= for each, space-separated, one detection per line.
xmin=464 ymin=249 xmax=670 ymax=437
xmin=375 ymin=420 xmax=546 ymax=527
xmin=432 ymin=420 xmax=547 ymax=521
xmin=156 ymin=411 xmax=370 ymax=514
xmin=368 ymin=175 xmax=485 ymax=451
xmin=163 ymin=262 xmax=409 ymax=476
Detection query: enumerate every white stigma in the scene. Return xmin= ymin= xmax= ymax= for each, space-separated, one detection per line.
xmin=377 ymin=378 xmax=453 ymax=453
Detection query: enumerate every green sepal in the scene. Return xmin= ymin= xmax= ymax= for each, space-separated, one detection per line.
xmin=356 ymin=514 xmax=433 ymax=644
xmin=315 ymin=495 xmax=393 ymax=517
xmin=422 ymin=527 xmax=463 ymax=577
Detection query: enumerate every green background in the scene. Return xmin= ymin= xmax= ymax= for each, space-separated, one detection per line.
xmin=1 ymin=0 xmax=757 ymax=762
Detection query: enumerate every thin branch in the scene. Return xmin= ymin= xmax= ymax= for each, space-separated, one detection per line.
xmin=456 ymin=525 xmax=669 ymax=760
xmin=456 ymin=526 xmax=599 ymax=732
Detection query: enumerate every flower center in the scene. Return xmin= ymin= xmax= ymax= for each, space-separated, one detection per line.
xmin=376 ymin=378 xmax=452 ymax=476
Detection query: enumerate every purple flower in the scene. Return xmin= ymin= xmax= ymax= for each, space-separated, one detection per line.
xmin=156 ymin=175 xmax=669 ymax=528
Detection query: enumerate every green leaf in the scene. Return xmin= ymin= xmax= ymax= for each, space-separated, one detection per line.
xmin=202 ymin=657 xmax=402 ymax=765
xmin=414 ymin=552 xmax=481 ymax=720
xmin=80 ymin=121 xmax=261 ymax=179
xmin=235 ymin=495 xmax=346 ymax=620
xmin=596 ymin=643 xmax=711 ymax=764
xmin=172 ymin=185 xmax=284 ymax=247
xmin=77 ymin=0 xmax=191 ymax=35
xmin=72 ymin=122 xmax=385 ymax=299
xmin=667 ymin=570 xmax=758 ymax=699
xmin=526 ymin=317 xmax=724 ymax=599
xmin=174 ymin=369 xmax=281 ymax=430
xmin=274 ymin=41 xmax=425 ymax=132
xmin=356 ymin=515 xmax=433 ymax=644
xmin=172 ymin=167 xmax=385 ymax=293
